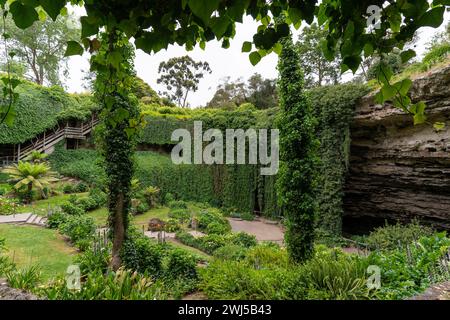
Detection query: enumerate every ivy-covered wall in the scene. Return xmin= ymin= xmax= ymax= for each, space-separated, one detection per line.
xmin=49 ymin=84 xmax=367 ymax=224
xmin=310 ymin=84 xmax=370 ymax=235
xmin=0 ymin=81 xmax=97 ymax=145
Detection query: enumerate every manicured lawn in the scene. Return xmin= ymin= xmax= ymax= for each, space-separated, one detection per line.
xmin=88 ymin=206 xmax=171 ymax=228
xmin=16 ymin=193 xmax=88 ymax=215
xmin=0 ymin=224 xmax=78 ymax=280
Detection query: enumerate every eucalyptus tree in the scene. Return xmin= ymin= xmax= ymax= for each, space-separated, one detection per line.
xmin=0 ymin=0 xmax=448 ymax=267
xmin=157 ymin=56 xmax=211 ymax=108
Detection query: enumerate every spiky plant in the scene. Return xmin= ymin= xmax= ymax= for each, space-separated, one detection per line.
xmin=2 ymin=161 xmax=58 ymax=203
xmin=24 ymin=151 xmax=49 ymax=163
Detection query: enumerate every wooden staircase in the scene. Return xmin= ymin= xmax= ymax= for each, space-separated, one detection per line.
xmin=0 ymin=115 xmax=99 ymax=166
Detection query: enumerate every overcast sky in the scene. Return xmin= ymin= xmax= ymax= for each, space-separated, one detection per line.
xmin=65 ymin=8 xmax=449 ymax=108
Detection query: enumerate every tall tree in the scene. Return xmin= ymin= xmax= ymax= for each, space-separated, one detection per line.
xmin=207 ymin=74 xmax=277 ymax=109
xmin=297 ymin=23 xmax=341 ymax=88
xmin=277 ymin=30 xmax=318 ymax=263
xmin=157 ymin=55 xmax=211 ymax=108
xmin=207 ymin=77 xmax=247 ymax=108
xmin=1 ymin=14 xmax=79 ymax=86
xmin=247 ymin=73 xmax=278 ymax=109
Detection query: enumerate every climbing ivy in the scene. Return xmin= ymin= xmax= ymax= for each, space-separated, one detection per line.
xmin=0 ymin=82 xmax=96 ymax=144
xmin=91 ymin=31 xmax=142 ymax=270
xmin=309 ymin=84 xmax=370 ymax=236
xmin=276 ymin=31 xmax=318 ymax=263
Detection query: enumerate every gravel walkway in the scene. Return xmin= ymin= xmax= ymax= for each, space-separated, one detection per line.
xmin=228 ymin=218 xmax=284 ymax=244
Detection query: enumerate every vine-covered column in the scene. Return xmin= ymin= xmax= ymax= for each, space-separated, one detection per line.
xmin=276 ymin=31 xmax=318 ymax=263
xmin=92 ymin=30 xmax=141 ymax=270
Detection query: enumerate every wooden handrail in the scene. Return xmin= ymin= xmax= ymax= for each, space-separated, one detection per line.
xmin=14 ymin=115 xmax=99 ymax=161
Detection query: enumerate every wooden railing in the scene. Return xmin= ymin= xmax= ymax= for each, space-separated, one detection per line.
xmin=0 ymin=115 xmax=99 ymax=166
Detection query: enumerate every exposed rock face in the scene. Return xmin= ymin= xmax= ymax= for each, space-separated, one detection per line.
xmin=344 ymin=65 xmax=450 ymax=230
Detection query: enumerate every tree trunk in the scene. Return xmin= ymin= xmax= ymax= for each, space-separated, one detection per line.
xmin=111 ymin=192 xmax=125 ymax=270
xmin=27 ymin=183 xmax=33 ymax=204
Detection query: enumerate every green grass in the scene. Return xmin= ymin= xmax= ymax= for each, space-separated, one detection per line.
xmin=16 ymin=193 xmax=88 ymax=215
xmin=0 ymin=224 xmax=77 ymax=280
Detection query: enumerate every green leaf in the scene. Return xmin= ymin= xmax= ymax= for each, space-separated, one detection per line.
xmin=288 ymin=7 xmax=302 ymax=25
xmin=188 ymin=0 xmax=220 ymax=24
xmin=64 ymin=41 xmax=84 ymax=57
xmin=363 ymin=43 xmax=374 ymax=57
xmin=81 ymin=16 xmax=99 ymax=38
xmin=210 ymin=16 xmax=230 ymax=39
xmin=381 ymin=84 xmax=397 ymax=101
xmin=343 ymin=55 xmax=361 ymax=74
xmin=10 ymin=2 xmax=39 ymax=29
xmin=411 ymin=101 xmax=427 ymax=125
xmin=249 ymin=51 xmax=261 ymax=66
xmin=433 ymin=121 xmax=446 ymax=131
xmin=400 ymin=49 xmax=416 ymax=63
xmin=273 ymin=43 xmax=282 ymax=55
xmin=377 ymin=64 xmax=394 ymax=85
xmin=417 ymin=6 xmax=445 ymax=28
xmin=40 ymin=0 xmax=66 ymax=21
xmin=242 ymin=41 xmax=252 ymax=53
xmin=108 ymin=51 xmax=123 ymax=70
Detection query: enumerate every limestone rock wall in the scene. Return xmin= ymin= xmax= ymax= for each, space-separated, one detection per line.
xmin=344 ymin=65 xmax=450 ymax=230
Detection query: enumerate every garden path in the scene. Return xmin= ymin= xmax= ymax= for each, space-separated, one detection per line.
xmin=0 ymin=213 xmax=46 ymax=227
xmin=227 ymin=218 xmax=285 ymax=244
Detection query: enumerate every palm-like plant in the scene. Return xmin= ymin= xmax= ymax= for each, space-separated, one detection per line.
xmin=24 ymin=151 xmax=49 ymax=163
xmin=2 ymin=161 xmax=58 ymax=203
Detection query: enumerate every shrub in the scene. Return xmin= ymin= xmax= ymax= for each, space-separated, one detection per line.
xmin=77 ymin=197 xmax=98 ymax=212
xmin=131 ymin=199 xmax=149 ymax=215
xmin=197 ymin=234 xmax=228 ymax=254
xmin=73 ymin=182 xmax=89 ymax=193
xmin=0 ymin=197 xmax=21 ymax=215
xmin=62 ymin=184 xmax=74 ymax=194
xmin=230 ymin=232 xmax=258 ymax=248
xmin=61 ymin=201 xmax=85 ymax=216
xmin=46 ymin=211 xmax=68 ymax=229
xmin=89 ymin=188 xmax=107 ymax=207
xmin=165 ymin=248 xmax=197 ymax=279
xmin=362 ymin=221 xmax=434 ymax=251
xmin=0 ymin=184 xmax=12 ymax=196
xmin=168 ymin=200 xmax=188 ymax=210
xmin=121 ymin=229 xmax=164 ymax=276
xmin=213 ymin=244 xmax=248 ymax=261
xmin=5 ymin=265 xmax=42 ymax=291
xmin=60 ymin=215 xmax=96 ymax=249
xmin=164 ymin=219 xmax=182 ymax=232
xmin=241 ymin=212 xmax=255 ymax=221
xmin=199 ymin=259 xmax=306 ymax=300
xmin=175 ymin=231 xmax=197 ymax=247
xmin=366 ymin=232 xmax=450 ymax=299
xmin=168 ymin=208 xmax=191 ymax=223
xmin=206 ymin=222 xmax=230 ymax=235
xmin=197 ymin=210 xmax=231 ymax=234
xmin=164 ymin=192 xmax=175 ymax=204
xmin=41 ymin=268 xmax=160 ymax=300
xmin=143 ymin=186 xmax=160 ymax=208
xmin=75 ymin=246 xmax=111 ymax=276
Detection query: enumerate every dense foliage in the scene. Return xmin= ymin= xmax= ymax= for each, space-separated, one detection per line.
xmin=0 ymin=82 xmax=97 ymax=144
xmin=310 ymin=84 xmax=370 ymax=235
xmin=276 ymin=31 xmax=318 ymax=262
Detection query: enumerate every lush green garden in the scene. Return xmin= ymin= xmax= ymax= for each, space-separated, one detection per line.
xmin=0 ymin=0 xmax=449 ymax=303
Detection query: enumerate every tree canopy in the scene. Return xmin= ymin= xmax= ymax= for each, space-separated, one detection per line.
xmin=157 ymin=55 xmax=211 ymax=108
xmin=1 ymin=14 xmax=79 ymax=86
